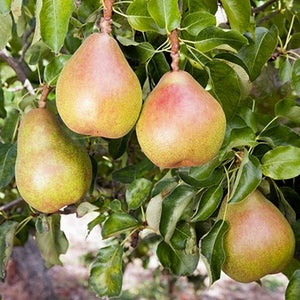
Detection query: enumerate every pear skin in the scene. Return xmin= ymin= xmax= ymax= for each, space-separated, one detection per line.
xmin=136 ymin=70 xmax=226 ymax=168
xmin=220 ymin=190 xmax=295 ymax=283
xmin=56 ymin=33 xmax=142 ymax=138
xmin=15 ymin=108 xmax=92 ymax=213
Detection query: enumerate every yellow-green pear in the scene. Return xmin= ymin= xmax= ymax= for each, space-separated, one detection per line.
xmin=136 ymin=70 xmax=226 ymax=168
xmin=56 ymin=32 xmax=142 ymax=138
xmin=220 ymin=190 xmax=295 ymax=283
xmin=15 ymin=108 xmax=92 ymax=213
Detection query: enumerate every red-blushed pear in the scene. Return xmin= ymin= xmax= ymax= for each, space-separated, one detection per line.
xmin=219 ymin=190 xmax=295 ymax=283
xmin=56 ymin=32 xmax=142 ymax=138
xmin=15 ymin=108 xmax=92 ymax=213
xmin=136 ymin=70 xmax=226 ymax=168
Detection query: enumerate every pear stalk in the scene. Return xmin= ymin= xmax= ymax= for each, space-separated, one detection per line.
xmin=38 ymin=84 xmax=52 ymax=109
xmin=100 ymin=0 xmax=115 ymax=34
xmin=169 ymin=30 xmax=180 ymax=72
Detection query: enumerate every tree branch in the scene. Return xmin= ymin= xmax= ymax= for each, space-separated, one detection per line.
xmin=0 ymin=49 xmax=35 ymax=95
xmin=252 ymin=0 xmax=278 ymax=13
xmin=0 ymin=198 xmax=24 ymax=211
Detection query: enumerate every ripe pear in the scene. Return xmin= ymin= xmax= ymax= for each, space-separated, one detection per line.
xmin=220 ymin=190 xmax=295 ymax=283
xmin=136 ymin=70 xmax=226 ymax=168
xmin=15 ymin=108 xmax=92 ymax=213
xmin=56 ymin=33 xmax=142 ymax=138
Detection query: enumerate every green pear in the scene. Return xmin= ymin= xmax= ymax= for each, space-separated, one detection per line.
xmin=136 ymin=70 xmax=226 ymax=168
xmin=220 ymin=190 xmax=295 ymax=283
xmin=15 ymin=108 xmax=92 ymax=213
xmin=56 ymin=32 xmax=142 ymax=138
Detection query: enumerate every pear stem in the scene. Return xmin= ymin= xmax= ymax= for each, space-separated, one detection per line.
xmin=100 ymin=0 xmax=114 ymax=34
xmin=38 ymin=84 xmax=52 ymax=109
xmin=169 ymin=30 xmax=180 ymax=72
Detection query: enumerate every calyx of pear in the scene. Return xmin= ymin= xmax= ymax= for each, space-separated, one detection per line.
xmin=56 ymin=32 xmax=142 ymax=138
xmin=220 ymin=190 xmax=295 ymax=283
xmin=15 ymin=108 xmax=92 ymax=213
xmin=136 ymin=70 xmax=226 ymax=168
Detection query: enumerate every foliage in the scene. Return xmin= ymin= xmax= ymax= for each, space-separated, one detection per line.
xmin=0 ymin=0 xmax=300 ymax=298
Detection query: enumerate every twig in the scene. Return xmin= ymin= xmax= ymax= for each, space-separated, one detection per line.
xmin=168 ymin=30 xmax=180 ymax=71
xmin=19 ymin=26 xmax=35 ymax=63
xmin=257 ymin=10 xmax=281 ymax=26
xmin=100 ymin=0 xmax=115 ymax=34
xmin=0 ymin=198 xmax=24 ymax=211
xmin=252 ymin=0 xmax=278 ymax=13
xmin=38 ymin=84 xmax=53 ymax=108
xmin=0 ymin=49 xmax=35 ymax=95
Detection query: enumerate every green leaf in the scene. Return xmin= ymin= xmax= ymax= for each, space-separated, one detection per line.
xmin=291 ymin=59 xmax=300 ymax=96
xmin=286 ymin=269 xmax=300 ymax=300
xmin=0 ymin=143 xmax=17 ymax=189
xmin=0 ymin=221 xmax=18 ymax=280
xmin=159 ymin=185 xmax=195 ymax=243
xmin=89 ymin=245 xmax=123 ymax=297
xmin=76 ymin=202 xmax=98 ymax=218
xmin=127 ymin=0 xmax=163 ymax=33
xmin=195 ymin=27 xmax=248 ymax=52
xmin=146 ymin=193 xmax=163 ymax=232
xmin=11 ymin=0 xmax=22 ymax=23
xmin=182 ymin=12 xmax=216 ymax=36
xmin=0 ymin=13 xmax=12 ymax=49
xmin=229 ymin=152 xmax=262 ymax=203
xmin=0 ymin=0 xmax=11 ymax=14
xmin=237 ymin=26 xmax=279 ymax=81
xmin=0 ymin=87 xmax=6 ymax=118
xmin=275 ymin=99 xmax=300 ymax=125
xmin=224 ymin=127 xmax=257 ymax=151
xmin=182 ymin=0 xmax=217 ymax=14
xmin=35 ymin=214 xmax=69 ymax=268
xmin=200 ymin=220 xmax=229 ymax=284
xmin=32 ymin=0 xmax=42 ymax=45
xmin=279 ymin=57 xmax=292 ymax=83
xmin=262 ymin=146 xmax=300 ymax=180
xmin=207 ymin=60 xmax=241 ymax=119
xmin=220 ymin=0 xmax=251 ymax=32
xmin=101 ymin=212 xmax=140 ymax=239
xmin=44 ymin=55 xmax=71 ymax=86
xmin=148 ymin=0 xmax=181 ymax=33
xmin=126 ymin=178 xmax=152 ymax=210
xmin=1 ymin=109 xmax=19 ymax=144
xmin=191 ymin=186 xmax=223 ymax=222
xmin=157 ymin=224 xmax=199 ymax=275
xmin=40 ymin=0 xmax=75 ymax=53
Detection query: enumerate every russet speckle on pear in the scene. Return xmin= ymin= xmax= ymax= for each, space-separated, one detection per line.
xmin=220 ymin=190 xmax=295 ymax=283
xmin=15 ymin=108 xmax=92 ymax=213
xmin=56 ymin=32 xmax=142 ymax=139
xmin=136 ymin=70 xmax=226 ymax=168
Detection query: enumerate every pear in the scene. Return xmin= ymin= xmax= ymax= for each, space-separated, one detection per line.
xmin=56 ymin=33 xmax=142 ymax=138
xmin=15 ymin=108 xmax=92 ymax=213
xmin=220 ymin=190 xmax=295 ymax=283
xmin=136 ymin=70 xmax=226 ymax=168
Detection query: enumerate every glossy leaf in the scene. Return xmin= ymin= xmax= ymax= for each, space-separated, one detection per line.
xmin=146 ymin=193 xmax=163 ymax=232
xmin=0 ymin=0 xmax=11 ymax=14
xmin=151 ymin=177 xmax=178 ymax=197
xmin=157 ymin=223 xmax=199 ymax=275
xmin=237 ymin=26 xmax=278 ymax=81
xmin=127 ymin=0 xmax=163 ymax=33
xmin=126 ymin=178 xmax=152 ymax=210
xmin=1 ymin=109 xmax=19 ymax=144
xmin=207 ymin=60 xmax=241 ymax=119
xmin=44 ymin=55 xmax=71 ymax=86
xmin=224 ymin=127 xmax=257 ymax=151
xmin=0 ymin=143 xmax=17 ymax=189
xmin=229 ymin=152 xmax=262 ymax=203
xmin=32 ymin=0 xmax=42 ymax=44
xmin=159 ymin=185 xmax=195 ymax=243
xmin=192 ymin=186 xmax=223 ymax=222
xmin=220 ymin=0 xmax=251 ymax=32
xmin=195 ymin=27 xmax=248 ymax=52
xmin=279 ymin=57 xmax=292 ymax=83
xmin=182 ymin=0 xmax=217 ymax=14
xmin=0 ymin=221 xmax=18 ymax=279
xmin=275 ymin=99 xmax=300 ymax=125
xmin=35 ymin=214 xmax=69 ymax=268
xmin=200 ymin=220 xmax=229 ymax=284
xmin=262 ymin=146 xmax=300 ymax=179
xmin=89 ymin=245 xmax=123 ymax=297
xmin=101 ymin=213 xmax=140 ymax=239
xmin=286 ymin=269 xmax=300 ymax=300
xmin=0 ymin=88 xmax=5 ymax=118
xmin=0 ymin=13 xmax=12 ymax=49
xmin=148 ymin=0 xmax=181 ymax=33
xmin=40 ymin=0 xmax=75 ymax=53
xmin=76 ymin=202 xmax=99 ymax=218
xmin=182 ymin=12 xmax=216 ymax=36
